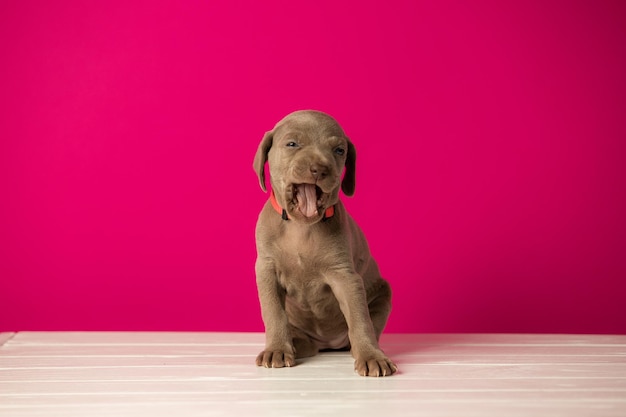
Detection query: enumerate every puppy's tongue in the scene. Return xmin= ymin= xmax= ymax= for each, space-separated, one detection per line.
xmin=296 ymin=184 xmax=318 ymax=218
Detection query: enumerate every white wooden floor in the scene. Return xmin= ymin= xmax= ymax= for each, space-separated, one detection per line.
xmin=1 ymin=332 xmax=625 ymax=417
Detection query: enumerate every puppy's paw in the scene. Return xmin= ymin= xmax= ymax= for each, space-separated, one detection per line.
xmin=255 ymin=350 xmax=296 ymax=368
xmin=354 ymin=353 xmax=398 ymax=377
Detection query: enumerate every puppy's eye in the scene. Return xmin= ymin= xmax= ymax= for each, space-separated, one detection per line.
xmin=334 ymin=147 xmax=346 ymax=156
xmin=286 ymin=141 xmax=299 ymax=148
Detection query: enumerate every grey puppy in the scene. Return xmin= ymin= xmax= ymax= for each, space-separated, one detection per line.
xmin=253 ymin=110 xmax=397 ymax=377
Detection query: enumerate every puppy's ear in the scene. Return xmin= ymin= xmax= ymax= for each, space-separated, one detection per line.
xmin=253 ymin=130 xmax=273 ymax=192
xmin=341 ymin=138 xmax=356 ymax=196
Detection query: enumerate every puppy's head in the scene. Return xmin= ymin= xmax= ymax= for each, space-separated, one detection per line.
xmin=253 ymin=110 xmax=356 ymax=224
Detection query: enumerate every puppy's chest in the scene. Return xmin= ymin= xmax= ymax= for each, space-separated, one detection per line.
xmin=274 ymin=247 xmax=325 ymax=284
xmin=273 ymin=238 xmax=333 ymax=290
xmin=275 ymin=253 xmax=336 ymax=313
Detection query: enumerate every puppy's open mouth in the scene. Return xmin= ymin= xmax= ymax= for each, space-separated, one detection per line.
xmin=292 ymin=183 xmax=329 ymax=218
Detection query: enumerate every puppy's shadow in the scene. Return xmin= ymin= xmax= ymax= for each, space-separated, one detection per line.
xmin=295 ymin=346 xmax=353 ymax=367
xmin=380 ymin=333 xmax=479 ymax=358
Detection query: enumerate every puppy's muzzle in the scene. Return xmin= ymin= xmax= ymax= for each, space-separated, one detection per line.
xmin=309 ymin=163 xmax=328 ymax=181
xmin=288 ymin=162 xmax=337 ymax=219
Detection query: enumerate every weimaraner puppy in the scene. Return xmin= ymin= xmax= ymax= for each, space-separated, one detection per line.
xmin=253 ymin=110 xmax=397 ymax=377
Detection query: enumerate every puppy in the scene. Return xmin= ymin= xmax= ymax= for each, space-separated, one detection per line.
xmin=253 ymin=110 xmax=397 ymax=377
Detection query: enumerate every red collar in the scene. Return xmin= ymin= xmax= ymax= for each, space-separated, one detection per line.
xmin=270 ymin=189 xmax=334 ymax=221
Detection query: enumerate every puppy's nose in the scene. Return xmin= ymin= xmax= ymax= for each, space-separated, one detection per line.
xmin=310 ymin=164 xmax=328 ymax=180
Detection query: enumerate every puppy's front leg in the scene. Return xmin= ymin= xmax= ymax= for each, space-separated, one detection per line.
xmin=255 ymin=260 xmax=296 ymax=368
xmin=327 ymin=273 xmax=397 ymax=377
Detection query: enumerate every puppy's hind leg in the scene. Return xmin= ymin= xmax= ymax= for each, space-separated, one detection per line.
xmin=290 ymin=326 xmax=319 ymax=359
xmin=368 ymin=280 xmax=393 ymax=341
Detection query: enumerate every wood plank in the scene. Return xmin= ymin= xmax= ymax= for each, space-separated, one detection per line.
xmin=7 ymin=331 xmax=264 ymax=345
xmin=0 ymin=332 xmax=16 ymax=346
xmin=10 ymin=331 xmax=626 ymax=345
xmin=1 ymin=393 xmax=625 ymax=417
xmin=1 ymin=400 xmax=622 ymax=417
xmin=2 ymin=375 xmax=626 ymax=394
xmin=2 ymin=390 xmax=626 ymax=404
xmin=2 ymin=352 xmax=623 ymax=369
xmin=2 ymin=344 xmax=624 ymax=359
xmin=1 ymin=332 xmax=625 ymax=417
xmin=383 ymin=333 xmax=626 ymax=345
xmin=2 ymin=361 xmax=626 ymax=381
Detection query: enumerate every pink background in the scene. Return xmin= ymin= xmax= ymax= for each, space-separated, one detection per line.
xmin=1 ymin=1 xmax=625 ymax=334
